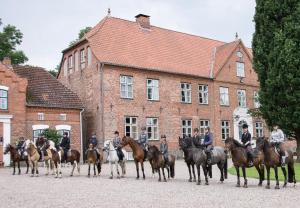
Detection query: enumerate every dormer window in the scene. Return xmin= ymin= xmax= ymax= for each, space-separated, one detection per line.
xmin=68 ymin=55 xmax=73 ymax=69
xmin=236 ymin=62 xmax=245 ymax=77
xmin=237 ymin=51 xmax=243 ymax=58
xmin=0 ymin=88 xmax=8 ymax=110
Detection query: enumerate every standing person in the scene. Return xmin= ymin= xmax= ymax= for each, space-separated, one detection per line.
xmin=113 ymin=131 xmax=124 ymax=161
xmin=160 ymin=135 xmax=169 ymax=165
xmin=138 ymin=126 xmax=148 ymax=157
xmin=203 ymin=127 xmax=213 ymax=164
xmin=269 ymin=124 xmax=286 ymax=166
xmin=241 ymin=124 xmax=253 ymax=166
xmin=192 ymin=128 xmax=202 ymax=148
xmin=60 ymin=132 xmax=70 ymax=162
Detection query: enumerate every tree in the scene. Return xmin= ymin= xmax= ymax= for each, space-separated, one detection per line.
xmin=48 ymin=65 xmax=60 ymax=78
xmin=69 ymin=26 xmax=91 ymax=47
xmin=0 ymin=19 xmax=28 ymax=64
xmin=42 ymin=129 xmax=61 ymax=146
xmin=253 ymin=0 xmax=300 ymax=161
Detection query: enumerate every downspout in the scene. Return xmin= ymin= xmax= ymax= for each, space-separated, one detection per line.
xmin=99 ymin=62 xmax=105 ymax=145
xmin=80 ymin=108 xmax=85 ymax=163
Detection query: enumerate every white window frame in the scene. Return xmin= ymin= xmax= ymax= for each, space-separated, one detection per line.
xmin=125 ymin=116 xmax=138 ymax=140
xmin=181 ymin=83 xmax=192 ymax=103
xmin=221 ymin=120 xmax=230 ymax=140
xmin=147 ymin=79 xmax=159 ymax=101
xmin=0 ymin=87 xmax=8 ymax=110
xmin=220 ymin=87 xmax=229 ymax=106
xmin=120 ymin=75 xmax=133 ymax=99
xmin=87 ymin=47 xmax=92 ymax=66
xmin=236 ymin=62 xmax=245 ymax=77
xmin=74 ymin=51 xmax=79 ymax=71
xmin=63 ymin=59 xmax=68 ymax=76
xmin=68 ymin=55 xmax=73 ymax=69
xmin=237 ymin=89 xmax=247 ymax=108
xmin=32 ymin=124 xmax=49 ymax=143
xmin=59 ymin=114 xmax=67 ymax=121
xmin=199 ymin=120 xmax=210 ymax=136
xmin=254 ymin=91 xmax=260 ymax=108
xmin=182 ymin=120 xmax=192 ymax=137
xmin=37 ymin=113 xmax=45 ymax=121
xmin=255 ymin=122 xmax=263 ymax=138
xmin=146 ymin=118 xmax=159 ymax=140
xmin=198 ymin=84 xmax=208 ymax=104
xmin=80 ymin=49 xmax=85 ymax=69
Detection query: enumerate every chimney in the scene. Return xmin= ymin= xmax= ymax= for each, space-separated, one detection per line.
xmin=135 ymin=14 xmax=150 ymax=29
xmin=2 ymin=57 xmax=12 ymax=68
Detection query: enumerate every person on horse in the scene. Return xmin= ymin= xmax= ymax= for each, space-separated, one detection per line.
xmin=138 ymin=126 xmax=148 ymax=158
xmin=241 ymin=124 xmax=254 ymax=166
xmin=192 ymin=128 xmax=202 ymax=148
xmin=204 ymin=127 xmax=213 ymax=165
xmin=269 ymin=124 xmax=286 ymax=166
xmin=89 ymin=132 xmax=100 ymax=160
xmin=35 ymin=134 xmax=47 ymax=161
xmin=16 ymin=137 xmax=26 ymax=159
xmin=113 ymin=131 xmax=124 ymax=161
xmin=160 ymin=135 xmax=169 ymax=165
xmin=60 ymin=132 xmax=70 ymax=162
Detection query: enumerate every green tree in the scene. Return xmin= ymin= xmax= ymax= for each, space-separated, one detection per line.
xmin=48 ymin=65 xmax=60 ymax=78
xmin=69 ymin=26 xmax=91 ymax=47
xmin=42 ymin=129 xmax=61 ymax=146
xmin=0 ymin=19 xmax=28 ymax=64
xmin=253 ymin=0 xmax=300 ymax=161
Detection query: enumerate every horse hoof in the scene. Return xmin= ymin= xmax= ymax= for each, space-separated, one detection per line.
xmin=109 ymin=176 xmax=113 ymax=179
xmin=258 ymin=183 xmax=262 ymax=187
xmin=193 ymin=179 xmax=196 ymax=182
xmin=197 ymin=181 xmax=201 ymax=185
xmin=121 ymin=175 xmax=125 ymax=178
xmin=205 ymin=182 xmax=209 ymax=185
xmin=236 ymin=184 xmax=241 ymax=187
xmin=136 ymin=177 xmax=139 ymax=180
xmin=88 ymin=175 xmax=90 ymax=178
xmin=93 ymin=175 xmax=97 ymax=178
xmin=265 ymin=185 xmax=270 ymax=189
xmin=275 ymin=185 xmax=280 ymax=190
xmin=117 ymin=176 xmax=121 ymax=179
xmin=70 ymin=175 xmax=73 ymax=177
xmin=35 ymin=175 xmax=39 ymax=177
xmin=18 ymin=172 xmax=21 ymax=175
xmin=158 ymin=179 xmax=161 ymax=182
xmin=188 ymin=179 xmax=192 ymax=182
xmin=243 ymin=184 xmax=248 ymax=188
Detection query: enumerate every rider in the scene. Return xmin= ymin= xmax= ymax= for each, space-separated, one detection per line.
xmin=269 ymin=124 xmax=286 ymax=166
xmin=35 ymin=134 xmax=47 ymax=161
xmin=192 ymin=128 xmax=202 ymax=148
xmin=138 ymin=126 xmax=148 ymax=157
xmin=204 ymin=127 xmax=213 ymax=165
xmin=60 ymin=132 xmax=70 ymax=162
xmin=89 ymin=132 xmax=100 ymax=160
xmin=160 ymin=135 xmax=169 ymax=165
xmin=241 ymin=124 xmax=253 ymax=166
xmin=113 ymin=131 xmax=124 ymax=161
xmin=16 ymin=137 xmax=26 ymax=159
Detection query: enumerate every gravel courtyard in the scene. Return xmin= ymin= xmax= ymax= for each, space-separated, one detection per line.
xmin=0 ymin=160 xmax=299 ymax=208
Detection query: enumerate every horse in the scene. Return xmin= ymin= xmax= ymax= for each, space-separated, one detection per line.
xmin=256 ymin=137 xmax=296 ymax=189
xmin=121 ymin=136 xmax=146 ymax=179
xmin=59 ymin=147 xmax=81 ymax=176
xmin=43 ymin=140 xmax=63 ymax=178
xmin=25 ymin=140 xmax=40 ymax=177
xmin=225 ymin=137 xmax=265 ymax=188
xmin=4 ymin=144 xmax=29 ymax=175
xmin=86 ymin=144 xmax=102 ymax=177
xmin=178 ymin=137 xmax=196 ymax=182
xmin=104 ymin=140 xmax=127 ymax=179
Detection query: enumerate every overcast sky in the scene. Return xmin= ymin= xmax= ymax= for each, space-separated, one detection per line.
xmin=0 ymin=0 xmax=256 ymax=70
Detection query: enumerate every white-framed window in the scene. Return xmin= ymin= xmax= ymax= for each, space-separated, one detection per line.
xmin=87 ymin=47 xmax=92 ymax=66
xmin=74 ymin=51 xmax=79 ymax=71
xmin=147 ymin=79 xmax=159 ymax=101
xmin=33 ymin=129 xmax=45 ymax=142
xmin=59 ymin=114 xmax=67 ymax=121
xmin=254 ymin=91 xmax=260 ymax=108
xmin=146 ymin=118 xmax=159 ymax=140
xmin=125 ymin=117 xmax=138 ymax=140
xmin=237 ymin=89 xmax=247 ymax=107
xmin=221 ymin=120 xmax=230 ymax=140
xmin=80 ymin=49 xmax=85 ymax=69
xmin=120 ymin=75 xmax=133 ymax=99
xmin=181 ymin=83 xmax=191 ymax=103
xmin=237 ymin=51 xmax=243 ymax=58
xmin=199 ymin=120 xmax=210 ymax=136
xmin=68 ymin=55 xmax=73 ymax=69
xmin=220 ymin=87 xmax=229 ymax=106
xmin=0 ymin=89 xmax=8 ymax=110
xmin=63 ymin=59 xmax=68 ymax=76
xmin=198 ymin=84 xmax=208 ymax=104
xmin=236 ymin=62 xmax=245 ymax=77
xmin=255 ymin=122 xmax=263 ymax=137
xmin=182 ymin=120 xmax=192 ymax=137
xmin=37 ymin=113 xmax=45 ymax=121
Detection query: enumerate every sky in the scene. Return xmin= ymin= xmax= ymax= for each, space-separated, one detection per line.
xmin=0 ymin=0 xmax=256 ymax=70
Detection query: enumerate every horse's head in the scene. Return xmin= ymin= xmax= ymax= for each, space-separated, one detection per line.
xmin=4 ymin=144 xmax=12 ymax=154
xmin=256 ymin=137 xmax=267 ymax=150
xmin=147 ymin=145 xmax=159 ymax=160
xmin=121 ymin=136 xmax=130 ymax=146
xmin=103 ymin=140 xmax=113 ymax=151
xmin=224 ymin=137 xmax=235 ymax=151
xmin=179 ymin=136 xmax=191 ymax=150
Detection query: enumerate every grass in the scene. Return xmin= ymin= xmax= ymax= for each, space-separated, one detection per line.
xmin=228 ymin=163 xmax=300 ymax=181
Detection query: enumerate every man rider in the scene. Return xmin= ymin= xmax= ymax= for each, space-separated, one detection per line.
xmin=270 ymin=124 xmax=286 ymax=166
xmin=60 ymin=132 xmax=70 ymax=162
xmin=35 ymin=134 xmax=47 ymax=161
xmin=204 ymin=127 xmax=213 ymax=165
xmin=89 ymin=132 xmax=100 ymax=160
xmin=16 ymin=137 xmax=26 ymax=159
xmin=113 ymin=131 xmax=124 ymax=161
xmin=138 ymin=126 xmax=148 ymax=157
xmin=241 ymin=124 xmax=253 ymax=166
xmin=192 ymin=128 xmax=202 ymax=148
xmin=160 ymin=135 xmax=169 ymax=165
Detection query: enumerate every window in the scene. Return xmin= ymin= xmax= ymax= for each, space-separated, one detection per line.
xmin=147 ymin=79 xmax=159 ymax=101
xmin=236 ymin=62 xmax=245 ymax=77
xmin=198 ymin=84 xmax=208 ymax=104
xmin=63 ymin=59 xmax=68 ymax=76
xmin=120 ymin=76 xmax=133 ymax=99
xmin=57 ymin=129 xmax=71 ymax=143
xmin=221 ymin=121 xmax=230 ymax=140
xmin=146 ymin=118 xmax=159 ymax=140
xmin=0 ymin=89 xmax=8 ymax=110
xmin=33 ymin=129 xmax=45 ymax=143
xmin=37 ymin=113 xmax=44 ymax=121
xmin=220 ymin=87 xmax=229 ymax=106
xmin=59 ymin=114 xmax=67 ymax=121
xmin=182 ymin=120 xmax=192 ymax=137
xmin=87 ymin=47 xmax=92 ymax=66
xmin=237 ymin=89 xmax=246 ymax=107
xmin=80 ymin=49 xmax=85 ymax=69
xmin=125 ymin=117 xmax=138 ymax=139
xmin=255 ymin=122 xmax=263 ymax=137
xmin=254 ymin=91 xmax=260 ymax=108
xmin=199 ymin=120 xmax=210 ymax=136
xmin=74 ymin=51 xmax=79 ymax=71
xmin=68 ymin=55 xmax=73 ymax=69
xmin=237 ymin=51 xmax=243 ymax=58
xmin=181 ymin=83 xmax=191 ymax=103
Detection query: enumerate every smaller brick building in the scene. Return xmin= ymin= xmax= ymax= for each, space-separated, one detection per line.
xmin=0 ymin=60 xmax=83 ymax=166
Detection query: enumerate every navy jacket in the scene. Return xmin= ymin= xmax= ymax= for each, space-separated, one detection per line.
xmin=204 ymin=132 xmax=213 ymax=146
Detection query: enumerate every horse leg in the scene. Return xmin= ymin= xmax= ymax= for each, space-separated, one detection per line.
xmin=135 ymin=160 xmax=139 ymax=179
xmin=18 ymin=161 xmax=21 ymax=175
xmin=109 ymin=161 xmax=113 ymax=179
xmin=274 ymin=167 xmax=280 ymax=189
xmin=167 ymin=166 xmax=170 ymax=179
xmin=88 ymin=163 xmax=91 ymax=177
xmin=265 ymin=166 xmax=271 ymax=189
xmin=202 ymin=165 xmax=209 ymax=185
xmin=196 ymin=164 xmax=201 ymax=185
xmin=242 ymin=167 xmax=247 ymax=188
xmin=26 ymin=159 xmax=29 ymax=174
xmin=116 ymin=162 xmax=120 ymax=179
xmin=217 ymin=163 xmax=224 ymax=182
xmin=30 ymin=160 xmax=34 ymax=177
xmin=77 ymin=161 xmax=80 ymax=175
xmin=93 ymin=163 xmax=96 ymax=177
xmin=158 ymin=168 xmax=161 ymax=182
xmin=187 ymin=164 xmax=192 ymax=182
xmin=150 ymin=160 xmax=155 ymax=178
xmin=70 ymin=161 xmax=75 ymax=177
xmin=12 ymin=161 xmax=15 ymax=175
xmin=255 ymin=165 xmax=262 ymax=186
xmin=235 ymin=166 xmax=240 ymax=187
xmin=141 ymin=161 xmax=145 ymax=179
xmin=192 ymin=164 xmax=196 ymax=182
xmin=162 ymin=168 xmax=167 ymax=182
xmin=281 ymin=166 xmax=287 ymax=188
xmin=35 ymin=161 xmax=39 ymax=177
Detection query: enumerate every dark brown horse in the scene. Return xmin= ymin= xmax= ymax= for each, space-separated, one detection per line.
xmin=4 ymin=144 xmax=29 ymax=175
xmin=178 ymin=137 xmax=196 ymax=182
xmin=256 ymin=137 xmax=296 ymax=189
xmin=122 ymin=136 xmax=146 ymax=179
xmin=86 ymin=144 xmax=102 ymax=177
xmin=225 ymin=137 xmax=265 ymax=188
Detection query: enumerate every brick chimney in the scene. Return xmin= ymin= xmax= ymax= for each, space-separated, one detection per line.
xmin=2 ymin=57 xmax=12 ymax=68
xmin=135 ymin=14 xmax=150 ymax=29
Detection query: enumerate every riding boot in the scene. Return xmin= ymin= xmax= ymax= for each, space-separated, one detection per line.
xmin=206 ymin=151 xmax=212 ymax=165
xmin=247 ymin=152 xmax=253 ymax=166
xmin=281 ymin=156 xmax=286 ymax=167
xmin=41 ymin=151 xmax=45 ymax=161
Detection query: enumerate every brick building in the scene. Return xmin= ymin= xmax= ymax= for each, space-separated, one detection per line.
xmin=0 ymin=60 xmax=83 ymax=166
xmin=58 ymin=13 xmax=269 ymax=156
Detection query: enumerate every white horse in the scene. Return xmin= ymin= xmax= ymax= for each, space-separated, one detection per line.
xmin=104 ymin=140 xmax=126 ymax=179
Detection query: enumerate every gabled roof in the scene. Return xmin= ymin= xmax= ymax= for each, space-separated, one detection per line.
xmin=13 ymin=65 xmax=83 ymax=109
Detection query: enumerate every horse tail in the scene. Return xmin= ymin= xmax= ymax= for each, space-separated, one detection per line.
xmin=170 ymin=156 xmax=175 ymax=178
xmin=287 ymin=162 xmax=295 ymax=183
xmin=261 ymin=164 xmax=265 ymax=181
xmin=224 ymin=151 xmax=228 ymax=179
xmin=97 ymin=160 xmax=101 ymax=174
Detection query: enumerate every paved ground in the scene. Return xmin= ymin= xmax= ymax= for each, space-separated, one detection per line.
xmin=0 ymin=160 xmax=299 ymax=208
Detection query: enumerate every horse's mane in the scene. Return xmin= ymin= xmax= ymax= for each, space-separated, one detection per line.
xmin=231 ymin=138 xmax=245 ymax=148
xmin=149 ymin=145 xmax=159 ymax=152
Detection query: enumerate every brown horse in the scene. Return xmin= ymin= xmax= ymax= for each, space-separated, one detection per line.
xmin=256 ymin=137 xmax=296 ymax=189
xmin=86 ymin=144 xmax=102 ymax=177
xmin=4 ymin=144 xmax=29 ymax=175
xmin=225 ymin=137 xmax=265 ymax=188
xmin=61 ymin=148 xmax=81 ymax=176
xmin=25 ymin=140 xmax=40 ymax=177
xmin=122 ymin=136 xmax=146 ymax=179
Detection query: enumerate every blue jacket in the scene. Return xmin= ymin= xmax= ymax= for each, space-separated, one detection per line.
xmin=204 ymin=132 xmax=213 ymax=146
xmin=90 ymin=136 xmax=98 ymax=148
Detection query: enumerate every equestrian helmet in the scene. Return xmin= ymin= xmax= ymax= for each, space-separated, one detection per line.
xmin=242 ymin=124 xmax=248 ymax=129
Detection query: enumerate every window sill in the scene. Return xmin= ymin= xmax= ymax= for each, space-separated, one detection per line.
xmin=148 ymin=139 xmax=160 ymax=141
xmin=220 ymin=104 xmax=230 ymax=107
xmin=147 ymin=99 xmax=160 ymax=102
xmin=199 ymin=103 xmax=209 ymax=105
xmin=120 ymin=97 xmax=134 ymax=100
xmin=181 ymin=102 xmax=192 ymax=104
xmin=0 ymin=109 xmax=9 ymax=112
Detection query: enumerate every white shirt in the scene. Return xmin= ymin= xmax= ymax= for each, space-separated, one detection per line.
xmin=270 ymin=129 xmax=285 ymax=143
